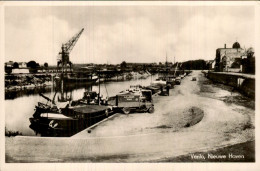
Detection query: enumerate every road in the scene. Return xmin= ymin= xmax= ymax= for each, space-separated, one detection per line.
xmin=5 ymin=71 xmax=255 ymax=162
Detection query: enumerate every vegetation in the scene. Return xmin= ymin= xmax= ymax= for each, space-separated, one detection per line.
xmin=13 ymin=62 xmax=19 ymax=68
xmin=26 ymin=61 xmax=40 ymax=73
xmin=44 ymin=62 xmax=48 ymax=68
xmin=5 ymin=127 xmax=22 ymax=137
xmin=231 ymin=58 xmax=241 ymax=68
xmin=27 ymin=60 xmax=40 ymax=68
xmin=241 ymin=48 xmax=255 ymax=74
xmin=180 ymin=60 xmax=207 ymax=70
xmin=5 ymin=66 xmax=12 ymax=74
xmin=120 ymin=61 xmax=127 ymax=71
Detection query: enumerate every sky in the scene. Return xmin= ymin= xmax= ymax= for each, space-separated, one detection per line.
xmin=4 ymin=5 xmax=255 ymax=65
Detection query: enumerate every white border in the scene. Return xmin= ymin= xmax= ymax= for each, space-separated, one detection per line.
xmin=1 ymin=1 xmax=260 ymax=171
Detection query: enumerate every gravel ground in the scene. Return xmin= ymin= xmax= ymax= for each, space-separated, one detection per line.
xmin=5 ymin=70 xmax=255 ymax=162
xmin=154 ymin=140 xmax=255 ymax=162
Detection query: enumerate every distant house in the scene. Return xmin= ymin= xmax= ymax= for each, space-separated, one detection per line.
xmin=214 ymin=42 xmax=246 ymax=72
xmin=5 ymin=61 xmax=14 ymax=67
xmin=116 ymin=66 xmax=121 ymax=71
xmin=18 ymin=62 xmax=27 ymax=68
xmin=12 ymin=68 xmax=30 ymax=74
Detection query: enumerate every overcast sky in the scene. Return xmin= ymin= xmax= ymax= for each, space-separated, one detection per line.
xmin=5 ymin=5 xmax=255 ymax=65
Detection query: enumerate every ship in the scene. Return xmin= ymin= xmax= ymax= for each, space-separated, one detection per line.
xmin=30 ymin=90 xmax=112 ymax=137
xmin=29 ymin=104 xmax=110 ymax=137
xmin=63 ymin=72 xmax=98 ymax=84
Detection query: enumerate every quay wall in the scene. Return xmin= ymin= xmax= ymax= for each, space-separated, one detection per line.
xmin=206 ymin=72 xmax=255 ymax=99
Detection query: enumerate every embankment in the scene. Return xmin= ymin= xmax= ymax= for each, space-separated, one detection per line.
xmin=206 ymin=72 xmax=255 ymax=99
xmin=155 ymin=140 xmax=255 ymax=162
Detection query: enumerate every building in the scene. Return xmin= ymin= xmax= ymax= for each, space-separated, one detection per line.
xmin=5 ymin=61 xmax=14 ymax=67
xmin=214 ymin=42 xmax=247 ymax=72
xmin=18 ymin=62 xmax=27 ymax=68
xmin=12 ymin=68 xmax=30 ymax=74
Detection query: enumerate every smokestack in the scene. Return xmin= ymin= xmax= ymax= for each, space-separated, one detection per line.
xmin=224 ymin=44 xmax=226 ymax=48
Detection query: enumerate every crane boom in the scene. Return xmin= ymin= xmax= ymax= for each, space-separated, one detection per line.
xmin=57 ymin=28 xmax=84 ymax=69
xmin=64 ymin=28 xmax=84 ymax=53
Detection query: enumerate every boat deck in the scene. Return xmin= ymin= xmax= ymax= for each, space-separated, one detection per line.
xmin=70 ymin=105 xmax=109 ymax=114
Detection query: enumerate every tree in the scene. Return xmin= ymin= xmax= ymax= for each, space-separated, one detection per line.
xmin=13 ymin=62 xmax=19 ymax=68
xmin=120 ymin=61 xmax=127 ymax=70
xmin=132 ymin=65 xmax=138 ymax=72
xmin=44 ymin=62 xmax=48 ymax=68
xmin=27 ymin=61 xmax=38 ymax=68
xmin=5 ymin=66 xmax=12 ymax=74
xmin=142 ymin=64 xmax=147 ymax=71
xmin=181 ymin=60 xmax=207 ymax=70
xmin=243 ymin=48 xmax=255 ymax=73
xmin=231 ymin=58 xmax=241 ymax=68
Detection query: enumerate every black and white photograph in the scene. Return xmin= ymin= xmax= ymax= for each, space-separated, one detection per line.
xmin=1 ymin=1 xmax=259 ymax=170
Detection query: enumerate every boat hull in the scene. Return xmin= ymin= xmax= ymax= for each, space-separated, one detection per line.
xmin=63 ymin=77 xmax=98 ymax=84
xmin=29 ymin=116 xmax=85 ymax=137
xmin=29 ymin=105 xmax=111 ymax=137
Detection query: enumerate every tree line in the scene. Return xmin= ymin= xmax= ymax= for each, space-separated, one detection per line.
xmin=180 ymin=60 xmax=208 ymax=70
xmin=5 ymin=60 xmax=49 ymax=74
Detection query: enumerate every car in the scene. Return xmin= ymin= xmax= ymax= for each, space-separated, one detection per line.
xmin=109 ymin=89 xmax=154 ymax=114
xmin=192 ymin=77 xmax=197 ymax=81
xmin=175 ymin=77 xmax=181 ymax=85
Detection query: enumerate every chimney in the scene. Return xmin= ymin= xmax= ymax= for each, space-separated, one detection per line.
xmin=224 ymin=44 xmax=226 ymax=48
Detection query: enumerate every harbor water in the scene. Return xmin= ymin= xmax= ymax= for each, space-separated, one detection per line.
xmin=5 ymin=75 xmax=158 ymax=136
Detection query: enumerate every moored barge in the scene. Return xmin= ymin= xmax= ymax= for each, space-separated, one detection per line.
xmin=29 ymin=105 xmax=111 ymax=137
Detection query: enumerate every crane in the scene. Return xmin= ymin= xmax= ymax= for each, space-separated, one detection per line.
xmin=57 ymin=28 xmax=84 ymax=72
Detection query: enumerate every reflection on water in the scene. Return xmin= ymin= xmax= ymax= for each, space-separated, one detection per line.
xmin=5 ymin=87 xmax=52 ymax=100
xmin=5 ymin=75 xmax=157 ymax=136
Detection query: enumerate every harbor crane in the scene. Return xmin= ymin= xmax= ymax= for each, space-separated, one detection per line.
xmin=57 ymin=28 xmax=84 ymax=72
xmin=56 ymin=28 xmax=84 ymax=102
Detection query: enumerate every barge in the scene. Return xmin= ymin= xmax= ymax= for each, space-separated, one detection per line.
xmin=30 ymin=104 xmax=111 ymax=137
xmin=63 ymin=72 xmax=98 ymax=84
xmin=29 ymin=91 xmax=111 ymax=137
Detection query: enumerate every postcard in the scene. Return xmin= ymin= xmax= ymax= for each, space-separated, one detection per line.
xmin=1 ymin=1 xmax=259 ymax=171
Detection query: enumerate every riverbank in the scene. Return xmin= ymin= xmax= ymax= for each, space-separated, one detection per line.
xmin=206 ymin=71 xmax=255 ymax=99
xmin=154 ymin=140 xmax=255 ymax=162
xmin=5 ymin=74 xmax=54 ymax=99
xmin=5 ymin=71 xmax=152 ymax=93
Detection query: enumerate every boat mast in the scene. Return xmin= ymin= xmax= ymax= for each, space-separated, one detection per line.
xmin=98 ymin=68 xmax=101 ymax=105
